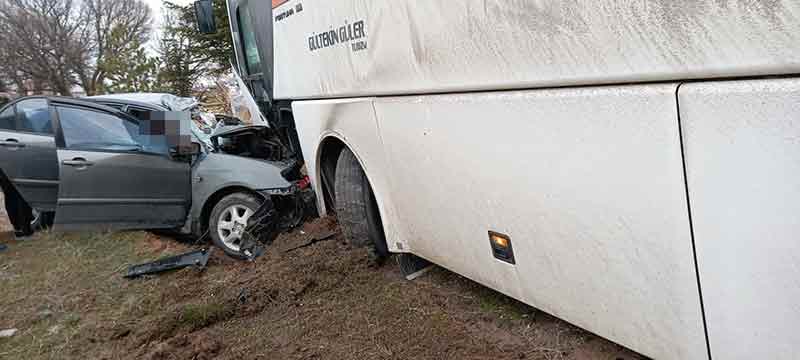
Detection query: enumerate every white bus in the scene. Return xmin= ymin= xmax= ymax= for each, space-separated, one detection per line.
xmin=196 ymin=1 xmax=800 ymax=358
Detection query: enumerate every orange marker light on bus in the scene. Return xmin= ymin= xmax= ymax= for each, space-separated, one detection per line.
xmin=490 ymin=233 xmax=510 ymax=248
xmin=488 ymin=231 xmax=515 ymax=264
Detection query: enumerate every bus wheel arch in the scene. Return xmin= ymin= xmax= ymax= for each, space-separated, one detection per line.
xmin=318 ymin=136 xmax=345 ymax=214
xmin=318 ymin=137 xmax=390 ymax=262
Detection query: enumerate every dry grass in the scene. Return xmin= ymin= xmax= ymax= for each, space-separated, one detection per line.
xmin=0 ymin=230 xmax=178 ymax=359
xmin=0 ymin=219 xmax=644 ymax=360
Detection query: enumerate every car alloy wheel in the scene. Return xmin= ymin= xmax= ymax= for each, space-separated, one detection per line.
xmin=216 ymin=204 xmax=255 ymax=252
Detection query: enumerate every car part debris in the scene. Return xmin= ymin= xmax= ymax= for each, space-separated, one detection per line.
xmin=238 ymin=200 xmax=279 ymax=260
xmin=397 ymin=253 xmax=434 ymax=281
xmin=0 ymin=329 xmax=17 ymax=338
xmin=236 ymin=187 xmax=311 ymax=260
xmin=0 ymin=244 xmax=6 ymax=252
xmin=284 ymin=230 xmax=337 ymax=253
xmin=124 ymin=248 xmax=211 ymax=278
xmin=239 ymin=241 xmax=265 ymax=261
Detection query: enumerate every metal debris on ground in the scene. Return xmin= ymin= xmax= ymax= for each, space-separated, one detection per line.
xmin=0 ymin=328 xmax=17 ymax=338
xmin=240 ymin=241 xmax=265 ymax=261
xmin=124 ymin=248 xmax=211 ymax=279
xmin=0 ymin=244 xmax=6 ymax=252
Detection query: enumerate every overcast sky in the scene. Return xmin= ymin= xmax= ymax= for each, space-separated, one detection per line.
xmin=143 ymin=0 xmax=195 ymax=53
xmin=144 ymin=0 xmax=194 ymax=23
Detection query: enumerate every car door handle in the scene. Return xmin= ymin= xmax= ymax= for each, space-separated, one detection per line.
xmin=0 ymin=139 xmax=25 ymax=148
xmin=62 ymin=158 xmax=94 ymax=167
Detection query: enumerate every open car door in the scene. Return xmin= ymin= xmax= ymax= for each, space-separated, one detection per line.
xmin=0 ymin=98 xmax=59 ymax=211
xmin=51 ymin=99 xmax=191 ymax=231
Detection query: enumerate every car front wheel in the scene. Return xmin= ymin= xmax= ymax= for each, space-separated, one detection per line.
xmin=208 ymin=192 xmax=262 ymax=260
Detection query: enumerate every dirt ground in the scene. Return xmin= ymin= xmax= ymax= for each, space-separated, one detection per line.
xmin=0 ymin=195 xmax=645 ymax=360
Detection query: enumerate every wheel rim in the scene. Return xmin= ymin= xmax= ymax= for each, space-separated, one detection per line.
xmin=217 ymin=204 xmax=254 ymax=252
xmin=30 ymin=209 xmax=40 ymax=227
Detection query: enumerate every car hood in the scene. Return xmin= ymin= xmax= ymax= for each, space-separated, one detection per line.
xmin=209 ymin=124 xmax=269 ymax=142
xmin=195 ymin=152 xmax=293 ymax=189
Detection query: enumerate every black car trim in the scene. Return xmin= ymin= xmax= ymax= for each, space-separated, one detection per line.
xmin=11 ymin=178 xmax=59 ymax=186
xmin=58 ymin=198 xmax=187 ymax=205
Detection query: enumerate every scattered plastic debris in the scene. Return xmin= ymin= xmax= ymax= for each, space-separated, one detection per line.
xmin=124 ymin=248 xmax=211 ymax=279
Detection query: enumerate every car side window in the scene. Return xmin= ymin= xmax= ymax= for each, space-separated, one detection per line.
xmin=0 ymin=106 xmax=15 ymax=130
xmin=103 ymin=103 xmax=125 ymax=111
xmin=56 ymin=106 xmax=141 ymax=150
xmin=17 ymin=99 xmax=52 ymax=134
xmin=126 ymin=106 xmax=150 ymax=121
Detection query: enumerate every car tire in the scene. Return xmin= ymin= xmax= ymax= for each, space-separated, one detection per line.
xmin=334 ymin=148 xmax=389 ymax=263
xmin=30 ymin=209 xmax=54 ymax=231
xmin=209 ymin=192 xmax=263 ymax=260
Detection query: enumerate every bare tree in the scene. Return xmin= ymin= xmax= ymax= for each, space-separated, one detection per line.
xmin=75 ymin=0 xmax=153 ymax=95
xmin=0 ymin=0 xmax=152 ymax=96
xmin=0 ymin=0 xmax=84 ymax=95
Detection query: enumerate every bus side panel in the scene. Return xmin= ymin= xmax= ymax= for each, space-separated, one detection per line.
xmin=292 ymin=98 xmax=404 ymax=253
xmin=680 ymin=78 xmax=800 ymax=360
xmin=273 ymin=0 xmax=800 ymax=99
xmin=374 ymin=84 xmax=706 ymax=359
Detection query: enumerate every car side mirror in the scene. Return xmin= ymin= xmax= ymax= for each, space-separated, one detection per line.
xmin=171 ymin=142 xmax=203 ymax=157
xmin=186 ymin=142 xmax=203 ymax=156
xmin=194 ymin=0 xmax=217 ymax=34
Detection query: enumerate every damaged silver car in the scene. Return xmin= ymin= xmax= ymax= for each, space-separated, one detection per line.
xmin=0 ymin=95 xmax=312 ymax=259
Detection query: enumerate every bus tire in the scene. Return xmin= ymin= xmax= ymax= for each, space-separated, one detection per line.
xmin=334 ymin=148 xmax=389 ymax=262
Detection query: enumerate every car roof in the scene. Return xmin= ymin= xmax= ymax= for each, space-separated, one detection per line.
xmin=2 ymin=96 xmax=130 ymax=115
xmin=0 ymin=96 xmax=142 ymax=125
xmin=87 ymin=93 xmax=196 ymax=111
xmin=84 ymin=97 xmax=168 ymax=111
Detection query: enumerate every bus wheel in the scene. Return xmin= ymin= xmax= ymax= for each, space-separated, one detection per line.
xmin=334 ymin=148 xmax=389 ymax=263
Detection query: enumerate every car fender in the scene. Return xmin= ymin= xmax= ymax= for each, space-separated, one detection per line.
xmin=187 ymin=153 xmax=292 ymax=234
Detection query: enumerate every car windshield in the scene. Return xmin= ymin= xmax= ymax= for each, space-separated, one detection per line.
xmin=87 ymin=95 xmax=215 ymax=151
xmin=191 ymin=121 xmax=212 ymax=150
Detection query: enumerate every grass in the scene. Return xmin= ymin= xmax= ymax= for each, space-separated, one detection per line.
xmin=0 ymin=223 xmax=642 ymax=360
xmin=0 ymin=230 xmax=183 ymax=359
xmin=176 ymin=301 xmax=233 ymax=331
xmin=476 ymin=287 xmax=535 ymax=321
